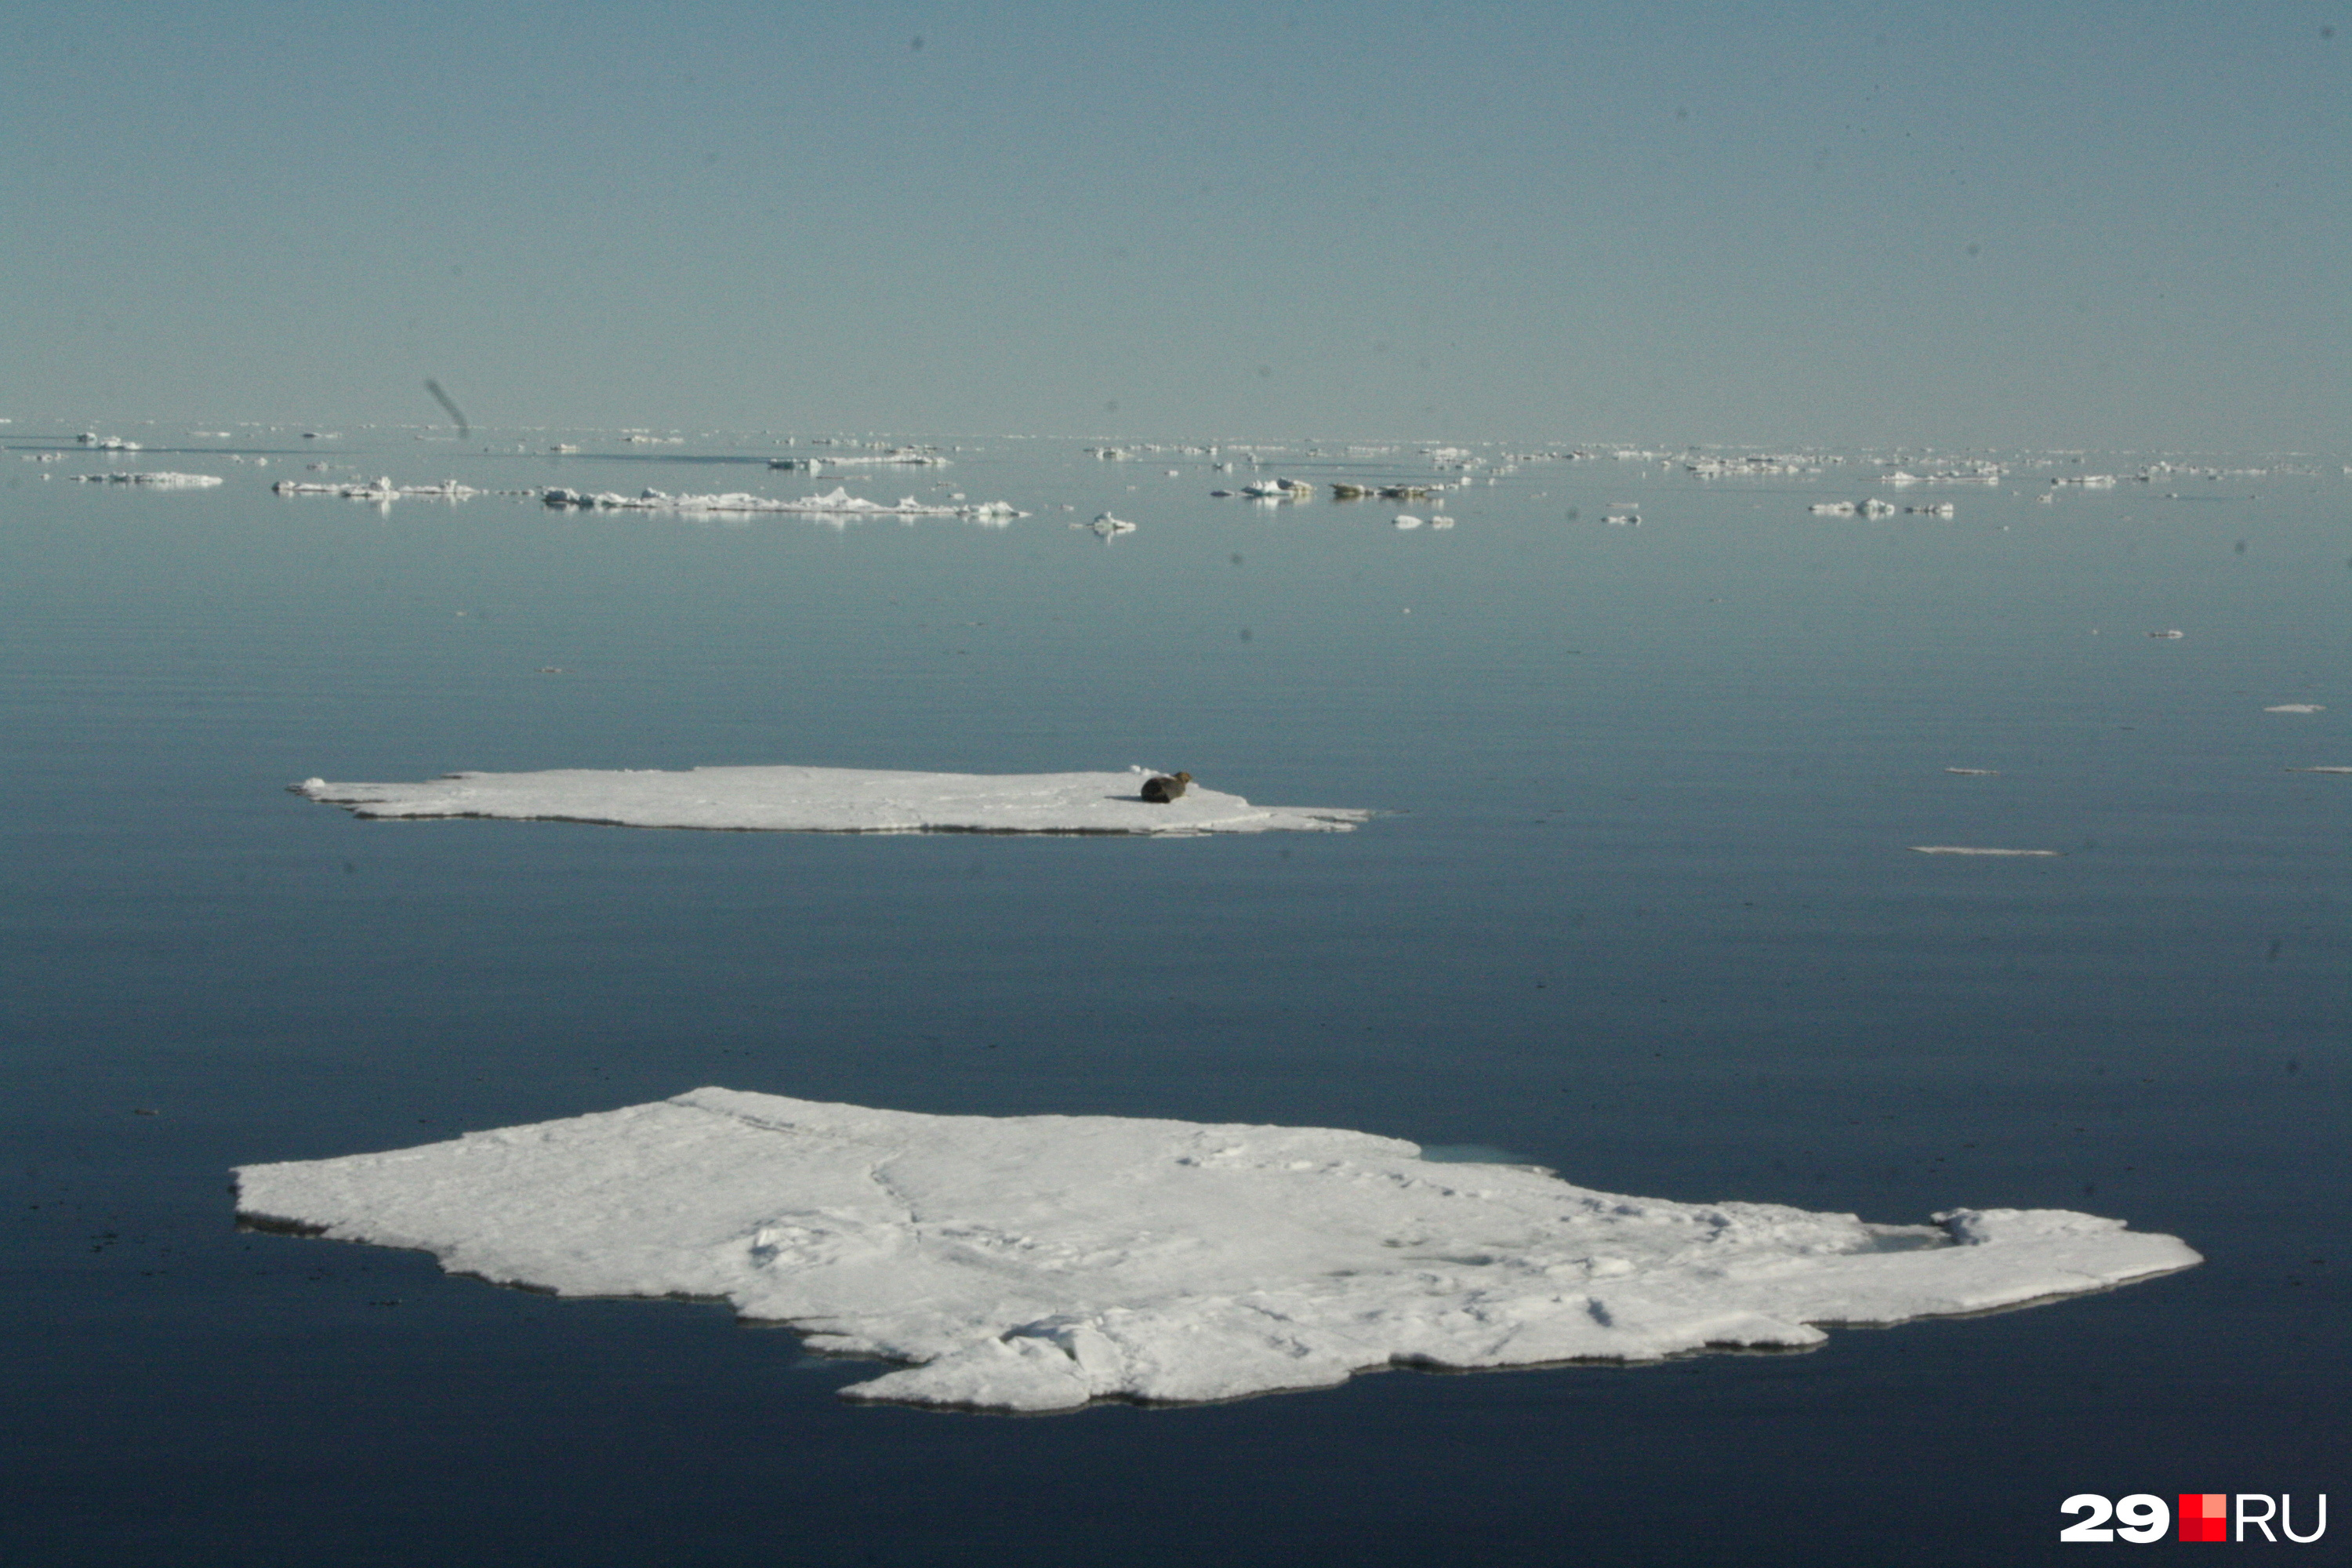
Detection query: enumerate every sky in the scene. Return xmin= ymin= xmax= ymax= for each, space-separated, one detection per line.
xmin=3 ymin=2 xmax=2345 ymax=451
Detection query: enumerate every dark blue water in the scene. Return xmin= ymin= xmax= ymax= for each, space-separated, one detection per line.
xmin=4 ymin=433 xmax=2343 ymax=1564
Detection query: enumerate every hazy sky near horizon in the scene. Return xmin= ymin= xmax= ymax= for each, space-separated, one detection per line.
xmin=5 ymin=2 xmax=2344 ymax=450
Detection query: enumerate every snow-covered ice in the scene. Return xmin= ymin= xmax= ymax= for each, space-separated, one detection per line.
xmin=542 ymin=485 xmax=1022 ymax=521
xmin=802 ymin=447 xmax=946 ymax=466
xmin=291 ymin=765 xmax=1368 ymax=836
xmin=1240 ymin=477 xmax=1311 ymax=499
xmin=1910 ymin=846 xmax=2062 ymax=857
xmin=2264 ymin=704 xmax=2325 ymax=714
xmin=274 ymin=477 xmax=478 ymax=501
xmin=232 ymin=1089 xmax=2201 ymax=1414
xmin=69 ymin=470 xmax=222 ymax=487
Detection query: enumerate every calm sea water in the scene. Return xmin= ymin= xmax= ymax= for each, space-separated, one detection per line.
xmin=3 ymin=430 xmax=2343 ymax=1566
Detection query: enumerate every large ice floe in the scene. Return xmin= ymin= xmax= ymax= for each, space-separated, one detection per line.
xmin=291 ymin=765 xmax=1368 ymax=836
xmin=234 ymin=1089 xmax=2201 ymax=1414
xmin=542 ymin=485 xmax=1020 ymax=521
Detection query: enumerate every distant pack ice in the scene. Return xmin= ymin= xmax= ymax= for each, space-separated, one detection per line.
xmin=292 ymin=765 xmax=1369 ymax=836
xmin=541 ymin=485 xmax=1021 ymax=521
xmin=69 ymin=470 xmax=223 ymax=487
xmin=234 ymin=1089 xmax=2201 ymax=1414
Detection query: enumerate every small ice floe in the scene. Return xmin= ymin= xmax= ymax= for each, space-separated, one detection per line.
xmin=1905 ymin=503 xmax=1957 ymax=517
xmin=1240 ymin=477 xmax=1312 ymax=500
xmin=1809 ymin=501 xmax=1856 ymax=516
xmin=290 ymin=764 xmax=1367 ymax=836
xmin=231 ymin=1089 xmax=2199 ymax=1414
xmin=2285 ymin=766 xmax=2352 ymax=775
xmin=1076 ymin=513 xmax=1135 ymax=539
xmin=1860 ymin=498 xmax=1896 ymax=518
xmin=550 ymin=444 xmax=582 ymax=454
xmin=1944 ymin=767 xmax=1999 ymax=776
xmin=274 ymin=477 xmax=479 ymax=503
xmin=1603 ymin=512 xmax=1640 ymax=526
xmin=540 ymin=486 xmax=1023 ymax=521
xmin=2264 ymin=704 xmax=2325 ymax=714
xmin=301 ymin=431 xmax=342 ymax=441
xmin=70 ymin=470 xmax=224 ymax=488
xmin=1910 ymin=846 xmax=2062 ymax=857
xmin=1330 ymin=482 xmax=1371 ymax=499
xmin=1392 ymin=514 xmax=1423 ymax=529
xmin=1428 ymin=514 xmax=1454 ymax=529
xmin=2147 ymin=629 xmax=2185 ymax=640
xmin=77 ymin=434 xmax=141 ymax=451
xmin=1377 ymin=484 xmax=1430 ymax=499
xmin=821 ymin=447 xmax=946 ymax=466
xmin=2051 ymin=474 xmax=2118 ymax=488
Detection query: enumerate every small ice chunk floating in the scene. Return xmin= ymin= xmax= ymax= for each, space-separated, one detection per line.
xmin=541 ymin=485 xmax=1022 ymax=521
xmin=233 ymin=1089 xmax=2201 ymax=1414
xmin=290 ymin=764 xmax=1367 ymax=836
xmin=70 ymin=470 xmax=223 ymax=487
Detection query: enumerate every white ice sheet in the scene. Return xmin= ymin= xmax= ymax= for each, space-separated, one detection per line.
xmin=540 ymin=485 xmax=1018 ymax=519
xmin=292 ymin=765 xmax=1369 ymax=836
xmin=1910 ymin=845 xmax=2063 ymax=857
xmin=69 ymin=470 xmax=223 ymax=487
xmin=234 ymin=1090 xmax=2199 ymax=1414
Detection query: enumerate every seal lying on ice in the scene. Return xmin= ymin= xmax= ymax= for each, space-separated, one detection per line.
xmin=1141 ymin=771 xmax=1192 ymax=803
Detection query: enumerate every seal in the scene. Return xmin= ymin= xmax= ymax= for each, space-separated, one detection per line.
xmin=1141 ymin=771 xmax=1192 ymax=803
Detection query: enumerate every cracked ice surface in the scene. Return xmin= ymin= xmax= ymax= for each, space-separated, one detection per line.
xmin=233 ymin=1090 xmax=2200 ymax=1413
xmin=292 ymin=765 xmax=1367 ymax=836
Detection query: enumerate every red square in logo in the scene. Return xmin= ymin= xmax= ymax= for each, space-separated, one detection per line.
xmin=2180 ymin=1494 xmax=2228 ymax=1542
